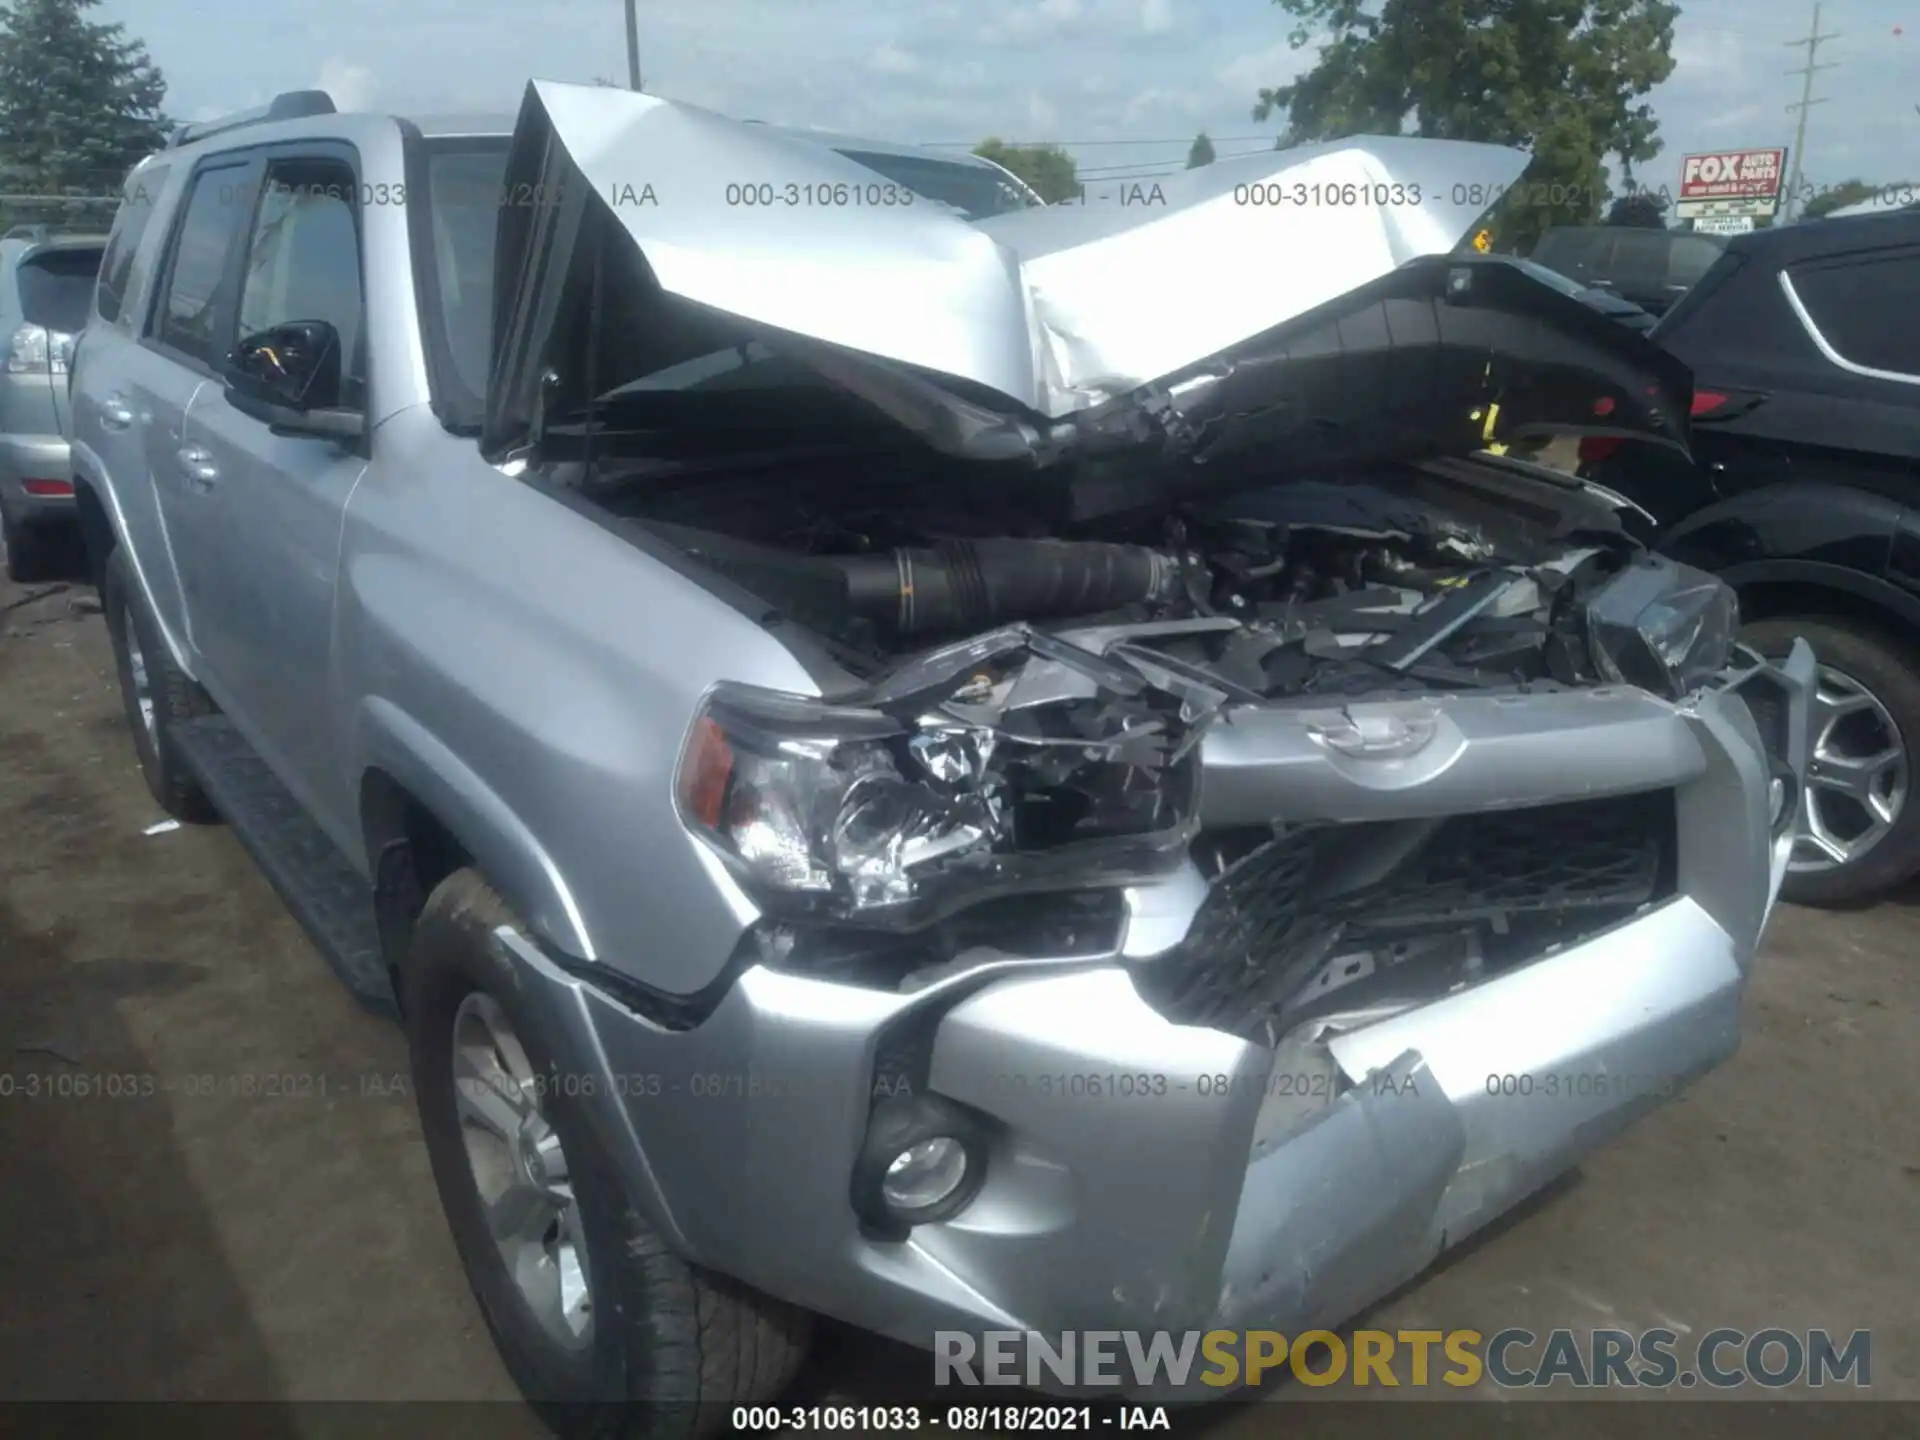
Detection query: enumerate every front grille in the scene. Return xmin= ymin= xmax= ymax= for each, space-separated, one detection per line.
xmin=1136 ymin=790 xmax=1676 ymax=1037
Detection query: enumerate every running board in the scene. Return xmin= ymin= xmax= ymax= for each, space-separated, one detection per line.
xmin=171 ymin=715 xmax=398 ymax=1017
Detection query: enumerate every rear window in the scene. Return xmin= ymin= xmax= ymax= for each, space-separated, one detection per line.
xmin=16 ymin=247 xmax=104 ymax=332
xmin=1529 ymin=229 xmax=1612 ymax=285
xmin=95 ymin=163 xmax=170 ymax=325
xmin=1663 ymin=234 xmax=1727 ymax=290
xmin=1530 ymin=228 xmax=1725 ymax=300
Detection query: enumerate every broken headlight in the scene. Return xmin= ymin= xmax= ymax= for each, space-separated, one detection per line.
xmin=675 ymin=635 xmax=1206 ymax=929
xmin=1585 ymin=555 xmax=1739 ymax=700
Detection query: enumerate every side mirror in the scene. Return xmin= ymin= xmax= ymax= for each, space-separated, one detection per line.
xmin=223 ymin=320 xmax=362 ymax=441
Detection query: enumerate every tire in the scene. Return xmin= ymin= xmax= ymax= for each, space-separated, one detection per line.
xmin=404 ymin=870 xmax=811 ymax=1439
xmin=1741 ymin=615 xmax=1920 ymax=906
xmin=101 ymin=547 xmax=218 ymax=823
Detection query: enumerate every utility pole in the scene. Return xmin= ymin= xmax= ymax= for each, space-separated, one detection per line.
xmin=622 ymin=0 xmax=645 ymax=90
xmin=1781 ymin=1 xmax=1841 ymax=221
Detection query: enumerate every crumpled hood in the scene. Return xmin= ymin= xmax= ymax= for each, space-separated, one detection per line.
xmin=485 ymin=81 xmax=1692 ymax=471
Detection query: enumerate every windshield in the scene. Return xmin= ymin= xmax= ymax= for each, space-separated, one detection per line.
xmin=420 ymin=138 xmax=896 ymax=442
xmin=16 ymin=246 xmax=105 ymax=333
xmin=830 ymin=149 xmax=1036 ymax=220
xmin=421 ymin=143 xmax=510 ymax=425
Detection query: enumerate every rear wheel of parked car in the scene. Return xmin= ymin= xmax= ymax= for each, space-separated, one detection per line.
xmin=101 ymin=547 xmax=218 ymax=823
xmin=1741 ymin=616 xmax=1920 ymax=906
xmin=404 ymin=869 xmax=811 ymax=1439
xmin=2 ymin=508 xmax=63 ymax=584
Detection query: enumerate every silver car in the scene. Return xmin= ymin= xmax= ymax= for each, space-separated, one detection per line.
xmin=0 ymin=228 xmax=106 ymax=580
xmin=70 ymin=83 xmax=1813 ymax=1430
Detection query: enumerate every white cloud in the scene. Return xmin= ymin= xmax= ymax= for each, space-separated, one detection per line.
xmin=117 ymin=0 xmax=1920 ymax=198
xmin=314 ymin=57 xmax=376 ymax=113
xmin=868 ymin=42 xmax=920 ymax=76
xmin=1217 ymin=38 xmax=1313 ymax=96
xmin=1702 ymin=103 xmax=1763 ymax=133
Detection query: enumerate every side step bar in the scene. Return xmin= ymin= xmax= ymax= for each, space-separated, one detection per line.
xmin=171 ymin=716 xmax=398 ymax=1017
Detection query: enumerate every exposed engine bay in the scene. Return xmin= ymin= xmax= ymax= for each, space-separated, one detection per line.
xmin=587 ymin=452 xmax=1649 ymax=695
xmin=547 ymin=448 xmax=1739 ymax=1039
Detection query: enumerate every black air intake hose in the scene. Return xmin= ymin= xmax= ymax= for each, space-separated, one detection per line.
xmin=828 ymin=539 xmax=1172 ymax=637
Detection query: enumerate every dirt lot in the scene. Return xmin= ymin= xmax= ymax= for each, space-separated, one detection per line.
xmin=3 ymin=560 xmax=1918 ymax=1435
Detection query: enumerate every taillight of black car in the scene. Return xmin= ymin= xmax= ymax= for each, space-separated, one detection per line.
xmin=1578 ymin=388 xmax=1739 ymax=467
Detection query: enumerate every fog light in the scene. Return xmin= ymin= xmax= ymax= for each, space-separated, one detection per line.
xmin=883 ymin=1137 xmax=969 ymax=1210
xmin=851 ymin=1094 xmax=988 ymax=1234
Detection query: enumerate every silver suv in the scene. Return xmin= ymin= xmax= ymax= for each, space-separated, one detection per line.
xmin=72 ymin=83 xmax=1814 ymax=1430
xmin=0 ymin=227 xmax=106 ymax=580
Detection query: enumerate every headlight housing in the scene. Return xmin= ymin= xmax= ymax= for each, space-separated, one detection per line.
xmin=675 ymin=629 xmax=1206 ymax=929
xmin=1585 ymin=554 xmax=1739 ymax=700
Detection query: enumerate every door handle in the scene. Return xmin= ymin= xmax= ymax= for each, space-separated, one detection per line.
xmin=176 ymin=445 xmax=219 ymax=491
xmin=100 ymin=392 xmax=135 ymax=431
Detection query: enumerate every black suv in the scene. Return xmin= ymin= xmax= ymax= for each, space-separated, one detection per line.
xmin=1530 ymin=225 xmax=1729 ymax=318
xmin=1579 ymin=208 xmax=1920 ymax=904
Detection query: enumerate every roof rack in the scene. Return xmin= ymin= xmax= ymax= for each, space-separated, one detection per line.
xmin=168 ymin=89 xmax=336 ymax=150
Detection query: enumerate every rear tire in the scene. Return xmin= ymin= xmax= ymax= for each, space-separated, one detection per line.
xmin=2 ymin=508 xmax=64 ymax=584
xmin=404 ymin=870 xmax=811 ymax=1439
xmin=1741 ymin=615 xmax=1920 ymax=906
xmin=101 ymin=547 xmax=218 ymax=823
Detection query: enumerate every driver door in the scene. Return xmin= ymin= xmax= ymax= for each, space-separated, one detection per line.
xmin=186 ymin=142 xmax=370 ymax=842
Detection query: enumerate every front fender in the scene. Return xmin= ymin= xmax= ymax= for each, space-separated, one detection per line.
xmin=351 ymin=697 xmax=596 ymax=960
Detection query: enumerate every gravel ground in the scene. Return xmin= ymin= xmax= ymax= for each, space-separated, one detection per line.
xmin=2 ymin=559 xmax=1916 ymax=1437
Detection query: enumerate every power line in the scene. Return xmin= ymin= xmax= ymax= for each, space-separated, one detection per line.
xmin=1781 ymin=0 xmax=1842 ymax=221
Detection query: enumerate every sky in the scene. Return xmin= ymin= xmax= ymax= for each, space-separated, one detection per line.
xmin=104 ymin=0 xmax=1920 ymax=202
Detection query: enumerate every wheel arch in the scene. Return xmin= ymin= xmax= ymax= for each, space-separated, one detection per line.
xmin=354 ymin=699 xmax=599 ymax=1009
xmin=1720 ymin=559 xmax=1920 ymax=640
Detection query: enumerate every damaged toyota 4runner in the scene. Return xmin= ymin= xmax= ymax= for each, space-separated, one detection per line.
xmin=71 ymin=82 xmax=1813 ymax=1428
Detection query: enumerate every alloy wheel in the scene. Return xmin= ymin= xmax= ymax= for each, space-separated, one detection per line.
xmin=451 ymin=991 xmax=594 ymax=1349
xmin=1791 ymin=663 xmax=1910 ymax=874
xmin=122 ymin=615 xmax=158 ymax=743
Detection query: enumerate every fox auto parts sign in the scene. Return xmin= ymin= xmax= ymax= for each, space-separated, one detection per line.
xmin=1678 ymin=148 xmax=1787 ymax=216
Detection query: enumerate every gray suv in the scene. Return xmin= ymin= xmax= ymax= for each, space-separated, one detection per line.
xmin=72 ymin=83 xmax=1814 ymax=1430
xmin=0 ymin=228 xmax=106 ymax=580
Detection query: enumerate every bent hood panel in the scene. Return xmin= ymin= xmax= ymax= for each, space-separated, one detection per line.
xmin=486 ymin=83 xmax=1526 ymax=437
xmin=485 ymin=82 xmax=1691 ymax=472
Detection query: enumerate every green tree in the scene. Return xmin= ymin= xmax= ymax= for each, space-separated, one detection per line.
xmin=1251 ymin=0 xmax=1679 ymax=250
xmin=1802 ymin=179 xmax=1882 ymax=219
xmin=0 ymin=0 xmax=168 ymax=224
xmin=974 ymin=137 xmax=1080 ymax=203
xmin=1187 ymin=131 xmax=1216 ymax=168
xmin=1605 ymin=189 xmax=1668 ymax=227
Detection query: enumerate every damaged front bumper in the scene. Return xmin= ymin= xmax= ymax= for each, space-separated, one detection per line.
xmin=493 ymin=641 xmax=1814 ymax=1381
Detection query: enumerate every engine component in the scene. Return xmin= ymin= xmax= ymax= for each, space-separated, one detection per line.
xmin=826 ymin=539 xmax=1177 ymax=638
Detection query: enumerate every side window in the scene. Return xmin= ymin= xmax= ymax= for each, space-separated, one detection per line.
xmin=152 ymin=161 xmax=250 ymax=364
xmin=1789 ymin=253 xmax=1920 ymax=379
xmin=95 ymin=162 xmax=171 ymax=326
xmin=236 ymin=158 xmax=365 ymax=407
xmin=1664 ymin=235 xmax=1725 ymax=292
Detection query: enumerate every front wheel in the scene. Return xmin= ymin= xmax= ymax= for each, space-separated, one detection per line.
xmin=1741 ymin=616 xmax=1920 ymax=906
xmin=404 ymin=870 xmax=811 ymax=1439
